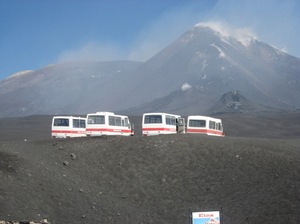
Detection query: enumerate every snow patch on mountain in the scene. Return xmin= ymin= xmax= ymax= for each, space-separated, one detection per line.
xmin=195 ymin=21 xmax=230 ymax=38
xmin=181 ymin=82 xmax=192 ymax=91
xmin=271 ymin=45 xmax=288 ymax=55
xmin=200 ymin=74 xmax=207 ymax=80
xmin=181 ymin=32 xmax=195 ymax=43
xmin=210 ymin=44 xmax=226 ymax=58
xmin=6 ymin=70 xmax=34 ymax=79
xmin=201 ymin=59 xmax=208 ymax=71
xmin=195 ymin=22 xmax=257 ymax=47
xmin=234 ymin=28 xmax=257 ymax=47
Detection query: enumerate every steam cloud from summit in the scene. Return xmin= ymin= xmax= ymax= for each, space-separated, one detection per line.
xmin=57 ymin=0 xmax=300 ymax=63
xmin=210 ymin=0 xmax=299 ymax=54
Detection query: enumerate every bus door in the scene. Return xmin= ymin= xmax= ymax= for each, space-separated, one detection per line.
xmin=176 ymin=118 xmax=186 ymax=133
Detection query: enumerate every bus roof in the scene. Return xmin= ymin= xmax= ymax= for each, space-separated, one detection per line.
xmin=52 ymin=116 xmax=86 ymax=120
xmin=188 ymin=115 xmax=222 ymax=122
xmin=86 ymin=112 xmax=115 ymax=116
xmin=143 ymin=112 xmax=181 ymax=117
xmin=96 ymin=112 xmax=115 ymax=115
xmin=87 ymin=112 xmax=129 ymax=118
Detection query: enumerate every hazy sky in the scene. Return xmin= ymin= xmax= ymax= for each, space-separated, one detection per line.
xmin=1 ymin=0 xmax=299 ymax=80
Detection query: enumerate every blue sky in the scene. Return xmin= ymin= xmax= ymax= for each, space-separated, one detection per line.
xmin=1 ymin=0 xmax=300 ymax=80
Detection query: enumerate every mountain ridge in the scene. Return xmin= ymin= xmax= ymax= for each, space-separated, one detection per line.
xmin=0 ymin=25 xmax=299 ymax=117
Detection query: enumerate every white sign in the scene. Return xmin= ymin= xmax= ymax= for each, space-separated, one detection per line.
xmin=192 ymin=211 xmax=221 ymax=224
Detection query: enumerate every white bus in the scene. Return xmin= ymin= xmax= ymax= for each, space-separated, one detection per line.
xmin=142 ymin=112 xmax=185 ymax=136
xmin=51 ymin=116 xmax=86 ymax=138
xmin=86 ymin=112 xmax=134 ymax=136
xmin=186 ymin=115 xmax=224 ymax=137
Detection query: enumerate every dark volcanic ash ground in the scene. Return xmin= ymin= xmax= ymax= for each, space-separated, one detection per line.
xmin=0 ymin=114 xmax=299 ymax=224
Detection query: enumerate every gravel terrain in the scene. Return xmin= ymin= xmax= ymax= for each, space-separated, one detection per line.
xmin=0 ymin=114 xmax=299 ymax=224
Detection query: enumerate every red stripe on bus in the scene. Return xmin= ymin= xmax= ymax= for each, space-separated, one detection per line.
xmin=52 ymin=130 xmax=85 ymax=134
xmin=142 ymin=127 xmax=177 ymax=132
xmin=186 ymin=129 xmax=224 ymax=136
xmin=86 ymin=128 xmax=131 ymax=133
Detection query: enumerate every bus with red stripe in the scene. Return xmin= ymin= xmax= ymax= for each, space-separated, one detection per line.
xmin=51 ymin=116 xmax=86 ymax=138
xmin=142 ymin=112 xmax=185 ymax=136
xmin=186 ymin=115 xmax=224 ymax=137
xmin=86 ymin=112 xmax=134 ymax=136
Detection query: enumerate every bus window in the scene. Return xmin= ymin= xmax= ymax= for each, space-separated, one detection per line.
xmin=171 ymin=117 xmax=176 ymax=125
xmin=216 ymin=123 xmax=223 ymax=131
xmin=125 ymin=118 xmax=130 ymax=128
xmin=166 ymin=115 xmax=176 ymax=125
xmin=109 ymin=116 xmax=122 ymax=126
xmin=209 ymin=121 xmax=216 ymax=129
xmin=109 ymin=116 xmax=115 ymax=126
xmin=80 ymin=119 xmax=86 ymax=128
xmin=115 ymin=117 xmax=121 ymax=126
xmin=145 ymin=115 xmax=162 ymax=124
xmin=73 ymin=119 xmax=86 ymax=128
xmin=73 ymin=119 xmax=79 ymax=128
xmin=189 ymin=120 xmax=206 ymax=128
xmin=54 ymin=118 xmax=69 ymax=127
xmin=88 ymin=115 xmax=105 ymax=124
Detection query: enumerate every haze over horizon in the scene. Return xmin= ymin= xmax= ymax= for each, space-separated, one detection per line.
xmin=1 ymin=0 xmax=300 ymax=80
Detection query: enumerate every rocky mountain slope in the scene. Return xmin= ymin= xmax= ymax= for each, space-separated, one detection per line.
xmin=122 ymin=24 xmax=300 ymax=114
xmin=0 ymin=61 xmax=142 ymax=117
xmin=1 ymin=24 xmax=300 ymax=117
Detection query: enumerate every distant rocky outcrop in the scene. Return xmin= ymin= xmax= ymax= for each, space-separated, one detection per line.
xmin=208 ymin=90 xmax=284 ymax=115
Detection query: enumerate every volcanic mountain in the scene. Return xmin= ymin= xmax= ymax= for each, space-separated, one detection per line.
xmin=0 ymin=23 xmax=299 ymax=117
